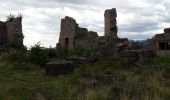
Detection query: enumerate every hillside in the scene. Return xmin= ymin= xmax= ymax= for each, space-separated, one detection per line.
xmin=0 ymin=50 xmax=170 ymax=100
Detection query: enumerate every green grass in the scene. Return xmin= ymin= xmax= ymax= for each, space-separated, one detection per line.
xmin=0 ymin=52 xmax=170 ymax=100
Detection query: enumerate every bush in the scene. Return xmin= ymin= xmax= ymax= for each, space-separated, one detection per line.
xmin=44 ymin=47 xmax=57 ymax=58
xmin=0 ymin=49 xmax=29 ymax=62
xmin=30 ymin=42 xmax=49 ymax=65
xmin=68 ymin=47 xmax=92 ymax=57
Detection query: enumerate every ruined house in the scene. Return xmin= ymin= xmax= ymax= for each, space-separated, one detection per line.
xmin=0 ymin=16 xmax=24 ymax=49
xmin=95 ymin=8 xmax=128 ymax=56
xmin=153 ymin=28 xmax=170 ymax=56
xmin=58 ymin=16 xmax=98 ymax=50
xmin=57 ymin=8 xmax=128 ymax=56
xmin=56 ymin=8 xmax=157 ymax=65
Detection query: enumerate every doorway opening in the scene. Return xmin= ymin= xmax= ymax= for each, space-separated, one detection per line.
xmin=65 ymin=38 xmax=69 ymax=48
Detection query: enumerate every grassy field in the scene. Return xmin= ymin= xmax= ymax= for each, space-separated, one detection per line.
xmin=0 ymin=51 xmax=170 ymax=100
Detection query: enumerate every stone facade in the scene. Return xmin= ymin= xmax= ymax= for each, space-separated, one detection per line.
xmin=95 ymin=36 xmax=128 ymax=57
xmin=104 ymin=8 xmax=118 ymax=38
xmin=153 ymin=28 xmax=170 ymax=56
xmin=0 ymin=21 xmax=8 ymax=46
xmin=58 ymin=16 xmax=98 ymax=50
xmin=59 ymin=16 xmax=77 ymax=49
xmin=0 ymin=17 xmax=24 ymax=49
xmin=75 ymin=31 xmax=98 ymax=49
xmin=57 ymin=8 xmax=128 ymax=57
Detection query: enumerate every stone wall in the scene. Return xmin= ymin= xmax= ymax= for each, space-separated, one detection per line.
xmin=0 ymin=17 xmax=24 ymax=49
xmin=75 ymin=31 xmax=98 ymax=49
xmin=0 ymin=21 xmax=7 ymax=46
xmin=153 ymin=28 xmax=170 ymax=56
xmin=57 ymin=8 xmax=130 ymax=57
xmin=58 ymin=16 xmax=98 ymax=50
xmin=59 ymin=16 xmax=77 ymax=49
xmin=104 ymin=8 xmax=118 ymax=38
xmin=6 ymin=17 xmax=24 ymax=48
xmin=164 ymin=28 xmax=170 ymax=37
xmin=95 ymin=36 xmax=128 ymax=57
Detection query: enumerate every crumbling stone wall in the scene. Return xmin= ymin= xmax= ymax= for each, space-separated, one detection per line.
xmin=75 ymin=31 xmax=98 ymax=49
xmin=58 ymin=16 xmax=98 ymax=50
xmin=6 ymin=17 xmax=24 ymax=48
xmin=164 ymin=28 xmax=170 ymax=37
xmin=57 ymin=8 xmax=130 ymax=57
xmin=95 ymin=36 xmax=128 ymax=57
xmin=153 ymin=28 xmax=170 ymax=56
xmin=104 ymin=8 xmax=118 ymax=38
xmin=0 ymin=17 xmax=24 ymax=49
xmin=120 ymin=50 xmax=155 ymax=67
xmin=59 ymin=16 xmax=77 ymax=49
xmin=0 ymin=21 xmax=7 ymax=46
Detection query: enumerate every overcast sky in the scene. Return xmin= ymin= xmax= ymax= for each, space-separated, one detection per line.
xmin=0 ymin=0 xmax=170 ymax=47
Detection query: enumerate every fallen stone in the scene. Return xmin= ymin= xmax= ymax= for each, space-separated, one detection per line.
xmin=45 ymin=61 xmax=74 ymax=76
xmin=65 ymin=57 xmax=86 ymax=64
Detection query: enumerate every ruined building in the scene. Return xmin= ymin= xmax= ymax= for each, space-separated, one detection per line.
xmin=57 ymin=8 xmax=128 ymax=56
xmin=58 ymin=16 xmax=98 ymax=49
xmin=0 ymin=16 xmax=24 ymax=49
xmin=153 ymin=28 xmax=170 ymax=56
xmin=95 ymin=8 xmax=128 ymax=56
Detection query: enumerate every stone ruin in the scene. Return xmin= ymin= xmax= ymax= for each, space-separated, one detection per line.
xmin=0 ymin=16 xmax=24 ymax=49
xmin=49 ymin=8 xmax=166 ymax=75
xmin=105 ymin=8 xmax=118 ymax=38
xmin=57 ymin=8 xmax=129 ymax=57
xmin=153 ymin=28 xmax=170 ymax=56
xmin=55 ymin=8 xmax=158 ymax=68
xmin=58 ymin=16 xmax=98 ymax=50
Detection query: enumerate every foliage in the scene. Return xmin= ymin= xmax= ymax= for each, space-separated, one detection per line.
xmin=0 ymin=49 xmax=170 ymax=99
xmin=6 ymin=13 xmax=23 ymax=22
xmin=0 ymin=49 xmax=29 ymax=62
xmin=30 ymin=42 xmax=49 ymax=65
xmin=6 ymin=14 xmax=16 ymax=21
xmin=68 ymin=47 xmax=92 ymax=57
xmin=44 ymin=47 xmax=57 ymax=58
xmin=17 ymin=13 xmax=23 ymax=18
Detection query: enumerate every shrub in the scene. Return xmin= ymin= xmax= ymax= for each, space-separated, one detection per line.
xmin=68 ymin=47 xmax=92 ymax=57
xmin=44 ymin=47 xmax=56 ymax=58
xmin=0 ymin=49 xmax=29 ymax=62
xmin=29 ymin=42 xmax=49 ymax=65
xmin=6 ymin=14 xmax=15 ymax=21
xmin=6 ymin=13 xmax=23 ymax=22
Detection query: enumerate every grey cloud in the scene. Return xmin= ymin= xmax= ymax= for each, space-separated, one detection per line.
xmin=1 ymin=0 xmax=170 ymax=47
xmin=119 ymin=21 xmax=160 ymax=33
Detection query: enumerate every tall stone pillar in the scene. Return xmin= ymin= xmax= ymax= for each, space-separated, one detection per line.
xmin=104 ymin=8 xmax=118 ymax=38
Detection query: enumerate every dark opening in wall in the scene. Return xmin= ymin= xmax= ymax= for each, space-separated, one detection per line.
xmin=167 ymin=42 xmax=170 ymax=50
xmin=65 ymin=38 xmax=69 ymax=48
xmin=159 ymin=42 xmax=166 ymax=50
xmin=159 ymin=42 xmax=170 ymax=50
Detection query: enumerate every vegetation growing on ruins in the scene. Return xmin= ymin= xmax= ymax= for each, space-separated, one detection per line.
xmin=6 ymin=13 xmax=23 ymax=22
xmin=1 ymin=8 xmax=170 ymax=100
xmin=0 ymin=49 xmax=170 ymax=100
xmin=68 ymin=47 xmax=92 ymax=57
xmin=30 ymin=42 xmax=49 ymax=65
xmin=6 ymin=14 xmax=16 ymax=22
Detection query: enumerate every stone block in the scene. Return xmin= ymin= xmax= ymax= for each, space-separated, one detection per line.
xmin=45 ymin=61 xmax=74 ymax=76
